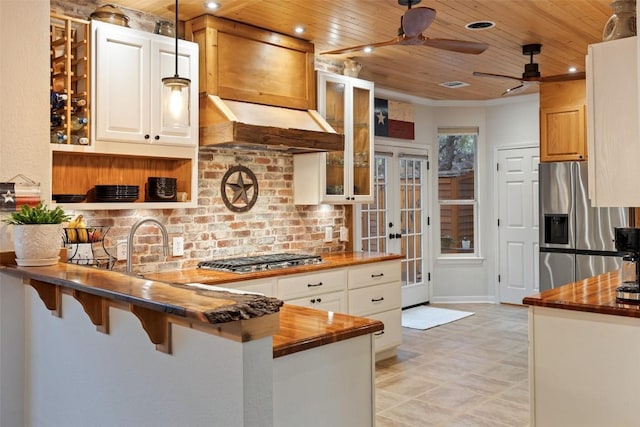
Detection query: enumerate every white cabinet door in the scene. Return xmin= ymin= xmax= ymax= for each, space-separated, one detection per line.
xmin=93 ymin=23 xmax=150 ymax=143
xmin=587 ymin=36 xmax=639 ymax=206
xmin=286 ymin=290 xmax=347 ymax=313
xmin=150 ymin=39 xmax=198 ymax=146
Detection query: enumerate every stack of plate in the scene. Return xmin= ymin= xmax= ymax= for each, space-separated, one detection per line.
xmin=147 ymin=177 xmax=177 ymax=201
xmin=94 ymin=185 xmax=139 ymax=202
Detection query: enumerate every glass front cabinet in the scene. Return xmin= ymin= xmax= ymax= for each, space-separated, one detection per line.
xmin=294 ymin=71 xmax=374 ymax=204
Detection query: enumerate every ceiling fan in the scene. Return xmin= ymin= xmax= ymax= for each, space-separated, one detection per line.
xmin=320 ymin=0 xmax=489 ymax=56
xmin=473 ymin=43 xmax=586 ymax=95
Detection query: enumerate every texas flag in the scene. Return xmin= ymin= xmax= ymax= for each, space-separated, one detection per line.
xmin=374 ymin=98 xmax=415 ymax=140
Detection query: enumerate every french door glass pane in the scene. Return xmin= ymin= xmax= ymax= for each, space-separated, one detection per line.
xmin=361 ymin=156 xmax=387 ymax=252
xmin=400 ymin=158 xmax=424 ymax=287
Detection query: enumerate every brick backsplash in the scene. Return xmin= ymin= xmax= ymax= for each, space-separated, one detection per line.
xmin=75 ymin=149 xmax=347 ymax=274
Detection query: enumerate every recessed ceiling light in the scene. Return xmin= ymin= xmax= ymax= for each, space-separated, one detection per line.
xmin=294 ymin=26 xmax=305 ymax=34
xmin=205 ymin=2 xmax=219 ymax=10
xmin=363 ymin=46 xmax=373 ymax=53
xmin=465 ymin=21 xmax=495 ymax=30
xmin=568 ymin=66 xmax=577 ymax=73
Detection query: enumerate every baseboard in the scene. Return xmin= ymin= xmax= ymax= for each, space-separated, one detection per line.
xmin=429 ymin=295 xmax=497 ymax=304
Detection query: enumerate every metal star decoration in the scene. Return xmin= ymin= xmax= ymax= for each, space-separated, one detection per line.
xmin=220 ymin=165 xmax=259 ymax=212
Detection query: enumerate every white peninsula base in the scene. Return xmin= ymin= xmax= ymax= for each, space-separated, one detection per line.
xmin=529 ymin=306 xmax=640 ymax=427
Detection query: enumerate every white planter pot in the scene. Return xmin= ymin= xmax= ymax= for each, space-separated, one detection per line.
xmin=13 ymin=224 xmax=63 ymax=266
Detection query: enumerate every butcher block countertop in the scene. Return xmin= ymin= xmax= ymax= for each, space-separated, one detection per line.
xmin=144 ymin=252 xmax=404 ymax=285
xmin=523 ymin=271 xmax=640 ymax=318
xmin=1 ymin=251 xmax=394 ymax=356
xmin=274 ymin=304 xmax=383 ymax=358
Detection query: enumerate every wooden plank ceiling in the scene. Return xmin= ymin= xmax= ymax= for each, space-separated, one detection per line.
xmin=115 ymin=0 xmax=613 ymax=101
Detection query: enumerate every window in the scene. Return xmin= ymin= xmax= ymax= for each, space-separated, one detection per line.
xmin=438 ymin=128 xmax=478 ymax=255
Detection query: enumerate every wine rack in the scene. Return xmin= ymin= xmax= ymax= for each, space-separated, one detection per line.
xmin=50 ymin=14 xmax=91 ymax=146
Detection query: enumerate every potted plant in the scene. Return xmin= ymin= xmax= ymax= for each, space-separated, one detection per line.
xmin=3 ymin=202 xmax=70 ymax=266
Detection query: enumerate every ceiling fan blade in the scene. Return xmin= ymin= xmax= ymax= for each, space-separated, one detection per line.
xmin=402 ymin=7 xmax=436 ymax=38
xmin=420 ymin=37 xmax=489 ymax=54
xmin=473 ymin=71 xmax=522 ymax=82
xmin=320 ymin=37 xmax=401 ymax=55
xmin=502 ymin=83 xmax=526 ymax=96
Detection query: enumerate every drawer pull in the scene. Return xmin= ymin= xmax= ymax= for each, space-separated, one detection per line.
xmin=307 ymin=282 xmax=323 ymax=287
xmin=371 ymin=297 xmax=384 ymax=302
xmin=371 ymin=273 xmax=384 ymax=278
xmin=374 ymin=330 xmax=385 ymax=336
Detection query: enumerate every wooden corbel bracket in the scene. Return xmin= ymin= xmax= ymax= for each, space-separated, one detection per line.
xmin=130 ymin=305 xmax=172 ymax=354
xmin=28 ymin=279 xmax=61 ymax=317
xmin=72 ymin=289 xmax=109 ymax=334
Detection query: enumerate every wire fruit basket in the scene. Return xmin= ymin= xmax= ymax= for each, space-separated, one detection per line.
xmin=63 ymin=226 xmax=116 ymax=269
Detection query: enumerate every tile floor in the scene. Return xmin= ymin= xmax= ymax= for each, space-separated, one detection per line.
xmin=375 ymin=303 xmax=529 ymax=427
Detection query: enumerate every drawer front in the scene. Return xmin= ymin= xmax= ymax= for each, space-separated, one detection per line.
xmin=348 ymin=261 xmax=401 ymax=290
xmin=227 ymin=279 xmax=277 ymax=297
xmin=277 ymin=269 xmax=347 ymax=300
xmin=286 ymin=290 xmax=347 ymax=314
xmin=348 ymin=282 xmax=401 ymax=316
xmin=368 ymin=309 xmax=402 ymax=353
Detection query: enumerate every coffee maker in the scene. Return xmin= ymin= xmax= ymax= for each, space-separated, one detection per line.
xmin=615 ymin=228 xmax=640 ymax=301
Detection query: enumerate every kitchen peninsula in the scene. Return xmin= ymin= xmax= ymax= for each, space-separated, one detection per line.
xmin=0 ymin=253 xmax=388 ymax=427
xmin=523 ymin=271 xmax=640 ymax=426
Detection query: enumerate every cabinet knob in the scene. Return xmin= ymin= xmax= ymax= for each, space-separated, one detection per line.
xmin=144 ymin=134 xmax=150 ymax=139
xmin=317 ymin=298 xmax=321 ymax=303
xmin=154 ymin=135 xmax=160 ymax=140
xmin=310 ymin=298 xmax=316 ymax=303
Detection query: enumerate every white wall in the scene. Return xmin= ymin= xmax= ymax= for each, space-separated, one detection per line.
xmin=0 ymin=2 xmax=50 ymax=426
xmin=374 ymin=90 xmax=540 ymax=303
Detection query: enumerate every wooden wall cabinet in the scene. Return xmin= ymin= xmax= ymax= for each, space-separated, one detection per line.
xmin=539 ymin=79 xmax=586 ymax=162
xmin=586 ymin=36 xmax=638 ymax=206
xmin=185 ymin=15 xmax=315 ymax=111
xmin=294 ymin=72 xmax=374 ymax=204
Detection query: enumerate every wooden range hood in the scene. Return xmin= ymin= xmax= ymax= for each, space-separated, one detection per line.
xmin=187 ymin=15 xmax=344 ymax=154
xmin=199 ymin=95 xmax=344 ymax=154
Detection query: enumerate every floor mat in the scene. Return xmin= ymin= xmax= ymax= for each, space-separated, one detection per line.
xmin=401 ymin=305 xmax=474 ymax=330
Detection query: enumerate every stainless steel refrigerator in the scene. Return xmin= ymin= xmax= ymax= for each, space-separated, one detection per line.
xmin=539 ymin=161 xmax=627 ymax=291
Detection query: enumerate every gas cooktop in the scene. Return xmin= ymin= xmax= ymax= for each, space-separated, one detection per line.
xmin=197 ymin=253 xmax=323 ymax=273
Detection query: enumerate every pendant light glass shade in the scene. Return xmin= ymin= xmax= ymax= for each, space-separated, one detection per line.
xmin=162 ymin=0 xmax=190 ymax=128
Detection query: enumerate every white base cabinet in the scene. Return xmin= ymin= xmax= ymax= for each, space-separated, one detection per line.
xmin=529 ymin=306 xmax=640 ymax=426
xmin=224 ymin=260 xmax=402 ymax=359
xmin=274 ymin=260 xmax=401 ymax=359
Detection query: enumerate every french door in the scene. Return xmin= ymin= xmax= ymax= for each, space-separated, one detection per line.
xmin=358 ymin=147 xmax=430 ymax=307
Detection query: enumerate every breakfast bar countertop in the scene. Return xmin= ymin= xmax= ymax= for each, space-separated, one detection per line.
xmin=523 ymin=270 xmax=640 ymax=318
xmin=0 ymin=251 xmax=391 ymax=355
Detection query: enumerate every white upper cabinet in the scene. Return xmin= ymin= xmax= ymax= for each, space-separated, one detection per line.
xmin=586 ymin=36 xmax=638 ymax=206
xmin=92 ymin=21 xmax=198 ymax=147
xmin=294 ymin=71 xmax=374 ymax=204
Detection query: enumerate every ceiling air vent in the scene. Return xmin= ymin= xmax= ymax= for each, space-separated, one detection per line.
xmin=439 ymin=81 xmax=470 ymax=89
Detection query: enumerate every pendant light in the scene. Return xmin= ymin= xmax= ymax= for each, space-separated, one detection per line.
xmin=162 ymin=0 xmax=190 ymax=127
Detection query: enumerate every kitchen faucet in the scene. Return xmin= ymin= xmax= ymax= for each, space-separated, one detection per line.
xmin=126 ymin=217 xmax=169 ymax=274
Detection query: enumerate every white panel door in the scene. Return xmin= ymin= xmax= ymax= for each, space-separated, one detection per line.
xmin=497 ymin=147 xmax=539 ymax=304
